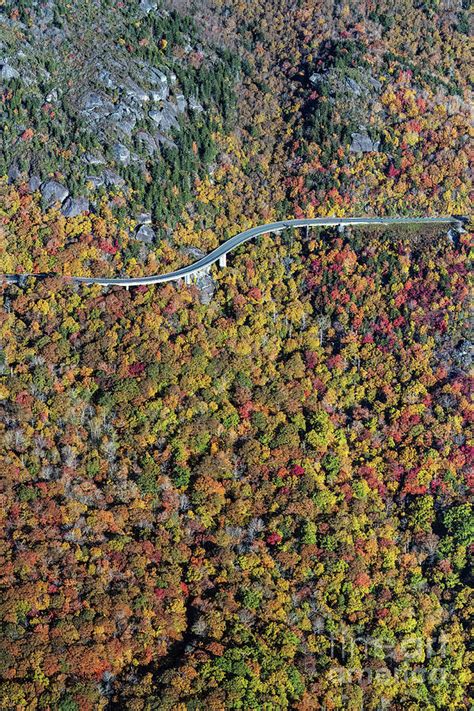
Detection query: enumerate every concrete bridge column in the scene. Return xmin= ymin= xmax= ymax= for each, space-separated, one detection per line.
xmin=219 ymin=254 xmax=227 ymax=268
xmin=184 ymin=274 xmax=191 ymax=285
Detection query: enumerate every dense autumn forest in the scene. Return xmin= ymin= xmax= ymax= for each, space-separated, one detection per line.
xmin=1 ymin=0 xmax=473 ymax=709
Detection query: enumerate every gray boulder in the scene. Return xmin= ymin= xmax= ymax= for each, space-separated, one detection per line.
xmin=111 ymin=143 xmax=130 ymax=164
xmin=148 ymin=66 xmax=168 ymax=86
xmin=98 ymin=69 xmax=116 ymax=90
xmin=195 ymin=272 xmax=215 ymax=305
xmin=188 ymin=96 xmax=204 ymax=113
xmin=309 ymin=72 xmax=324 ymax=87
xmin=139 ymin=0 xmax=158 ymax=14
xmin=28 ymin=175 xmax=41 ymax=192
xmin=368 ymin=76 xmax=382 ymax=91
xmin=350 ymin=132 xmax=380 ymax=153
xmin=83 ymin=152 xmax=106 ymax=165
xmin=183 ymin=247 xmax=206 ymax=260
xmin=45 ymin=88 xmax=58 ymax=102
xmin=0 ymin=61 xmax=19 ymax=81
xmin=7 ymin=164 xmax=21 ymax=184
xmin=345 ymin=78 xmax=362 ymax=96
xmin=135 ymin=224 xmax=156 ymax=244
xmin=176 ymin=94 xmax=187 ymax=113
xmin=182 ymin=248 xmax=216 ymax=304
xmin=41 ymin=181 xmax=69 ymax=208
xmin=136 ymin=212 xmax=152 ymax=225
xmin=61 ymin=197 xmax=89 ymax=217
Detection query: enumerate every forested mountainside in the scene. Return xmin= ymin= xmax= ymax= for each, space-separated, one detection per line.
xmin=1 ymin=225 xmax=472 ymax=708
xmin=0 ymin=0 xmax=473 ymax=709
xmin=0 ymin=0 xmax=471 ymax=278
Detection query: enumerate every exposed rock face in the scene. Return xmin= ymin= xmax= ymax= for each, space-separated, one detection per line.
xmin=136 ymin=212 xmax=152 ymax=225
xmin=155 ymin=132 xmax=177 ymax=149
xmin=108 ymin=105 xmax=138 ymax=135
xmin=82 ymin=91 xmax=114 ymax=114
xmin=345 ymin=77 xmax=362 ymax=96
xmin=0 ymin=0 xmax=222 ymax=227
xmin=368 ymin=76 xmax=382 ymax=91
xmin=350 ymin=132 xmax=380 ymax=153
xmin=28 ymin=175 xmax=42 ymax=192
xmin=102 ymin=170 xmax=126 ymax=188
xmin=139 ymin=0 xmax=158 ymax=15
xmin=150 ymin=102 xmax=180 ymax=132
xmin=136 ymin=131 xmax=158 ymax=155
xmin=61 ymin=197 xmax=90 ymax=217
xmin=309 ymin=72 xmax=320 ymax=86
xmin=147 ymin=67 xmax=169 ymax=101
xmin=41 ymin=181 xmax=69 ymax=208
xmin=135 ymin=224 xmax=156 ymax=243
xmin=83 ymin=152 xmax=106 ymax=165
xmin=188 ymin=96 xmax=204 ymax=112
xmin=0 ymin=60 xmax=19 ymax=81
xmin=195 ymin=271 xmax=216 ymax=304
xmin=176 ymin=94 xmax=187 ymax=113
xmin=125 ymin=82 xmax=149 ymax=103
xmin=7 ymin=164 xmax=21 ymax=184
xmin=46 ymin=88 xmax=58 ymax=102
xmin=86 ymin=175 xmax=105 ymax=189
xmin=111 ymin=143 xmax=131 ymax=164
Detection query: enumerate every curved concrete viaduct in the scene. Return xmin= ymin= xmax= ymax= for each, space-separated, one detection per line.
xmin=2 ymin=216 xmax=464 ymax=288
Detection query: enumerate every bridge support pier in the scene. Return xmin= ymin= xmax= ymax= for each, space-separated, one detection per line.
xmin=184 ymin=274 xmax=191 ymax=285
xmin=219 ymin=254 xmax=227 ymax=268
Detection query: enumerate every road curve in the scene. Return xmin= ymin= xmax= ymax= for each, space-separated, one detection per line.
xmin=2 ymin=216 xmax=464 ymax=287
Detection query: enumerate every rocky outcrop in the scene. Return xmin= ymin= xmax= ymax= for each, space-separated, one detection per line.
xmin=61 ymin=197 xmax=89 ymax=217
xmin=149 ymin=101 xmax=180 ymax=132
xmin=102 ymin=170 xmax=126 ymax=188
xmin=139 ymin=0 xmax=158 ymax=15
xmin=7 ymin=164 xmax=21 ymax=184
xmin=86 ymin=175 xmax=105 ymax=189
xmin=41 ymin=181 xmax=69 ymax=208
xmin=136 ymin=131 xmax=158 ymax=155
xmin=83 ymin=152 xmax=106 ymax=166
xmin=147 ymin=67 xmax=170 ymax=101
xmin=350 ymin=132 xmax=380 ymax=153
xmin=81 ymin=91 xmax=114 ymax=114
xmin=0 ymin=59 xmax=19 ymax=81
xmin=135 ymin=225 xmax=156 ymax=244
xmin=28 ymin=175 xmax=42 ymax=192
xmin=111 ymin=143 xmax=131 ymax=164
xmin=188 ymin=96 xmax=204 ymax=113
xmin=136 ymin=212 xmax=152 ymax=225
